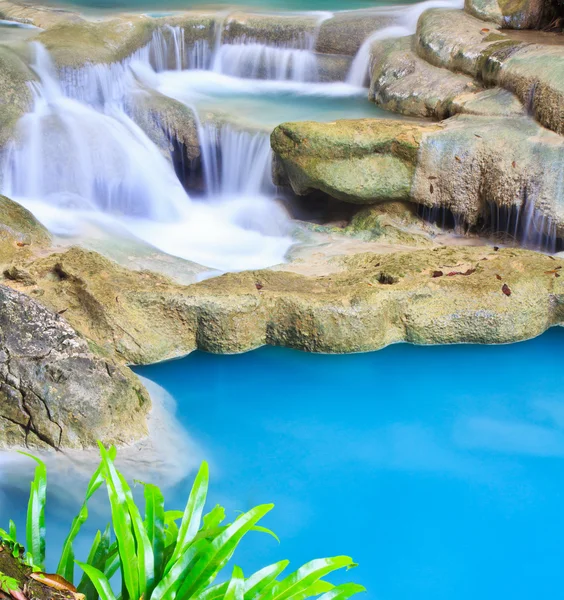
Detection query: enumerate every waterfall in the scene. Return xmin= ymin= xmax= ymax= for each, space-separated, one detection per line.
xmin=346 ymin=0 xmax=465 ymax=86
xmin=0 ymin=43 xmax=292 ymax=271
xmin=198 ymin=122 xmax=274 ymax=196
xmin=211 ymin=33 xmax=319 ymax=82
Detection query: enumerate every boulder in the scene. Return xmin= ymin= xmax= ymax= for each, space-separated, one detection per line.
xmin=0 ymin=284 xmax=150 ymax=450
xmin=465 ymin=0 xmax=547 ymax=29
xmin=222 ymin=12 xmax=319 ymax=46
xmin=271 ymin=119 xmax=440 ymax=204
xmin=0 ymin=0 xmax=83 ymax=29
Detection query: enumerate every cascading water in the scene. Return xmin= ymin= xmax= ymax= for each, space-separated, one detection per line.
xmin=346 ymin=0 xmax=465 ymax=86
xmin=0 ymin=42 xmax=293 ymax=272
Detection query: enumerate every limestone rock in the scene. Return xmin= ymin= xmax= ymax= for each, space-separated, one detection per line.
xmin=0 ymin=284 xmax=150 ymax=450
xmin=271 ymin=119 xmax=440 ymax=203
xmin=0 ymin=0 xmax=83 ymax=29
xmin=465 ymin=0 xmax=547 ymax=29
xmin=0 ymin=195 xmax=51 ymax=262
xmin=0 ymin=44 xmax=34 ymax=148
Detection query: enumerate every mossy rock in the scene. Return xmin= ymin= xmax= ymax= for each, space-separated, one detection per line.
xmin=271 ymin=119 xmax=441 ymax=204
xmin=0 ymin=44 xmax=34 ymax=147
xmin=465 ymin=0 xmax=546 ymax=29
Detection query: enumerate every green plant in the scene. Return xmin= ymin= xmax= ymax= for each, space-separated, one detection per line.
xmin=0 ymin=446 xmax=365 ymax=600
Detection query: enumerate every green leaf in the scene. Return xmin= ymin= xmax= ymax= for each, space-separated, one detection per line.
xmin=78 ymin=525 xmax=112 ymax=600
xmin=77 ymin=562 xmax=118 ymax=600
xmin=317 ymin=583 xmax=367 ymax=600
xmin=8 ymin=521 xmax=16 ymax=542
xmin=250 ymin=526 xmax=280 ymax=543
xmin=166 ymin=462 xmax=209 ymax=573
xmin=225 ymin=566 xmax=245 ymax=600
xmin=202 ymin=505 xmax=226 ymax=530
xmin=193 ymin=581 xmax=229 ymax=600
xmin=58 ymin=449 xmax=116 ymax=584
xmin=244 ymin=561 xmax=290 ymax=600
xmin=261 ymin=557 xmax=357 ymax=600
xmin=98 ymin=443 xmax=140 ymax=600
xmin=144 ymin=484 xmax=166 ymax=585
xmin=20 ymin=452 xmax=47 ymax=570
xmin=175 ymin=504 xmax=274 ymax=599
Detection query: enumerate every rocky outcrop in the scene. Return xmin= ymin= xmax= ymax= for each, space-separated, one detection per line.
xmin=415 ymin=8 xmax=564 ymax=135
xmin=368 ymin=36 xmax=525 ymax=120
xmin=0 ymin=284 xmax=150 ymax=450
xmin=272 ymin=116 xmax=564 ymax=241
xmin=2 ymin=242 xmax=564 ymax=360
xmin=272 ymin=119 xmax=440 ymax=204
xmin=0 ymin=44 xmax=34 ymax=148
xmin=465 ymin=0 xmax=547 ymax=29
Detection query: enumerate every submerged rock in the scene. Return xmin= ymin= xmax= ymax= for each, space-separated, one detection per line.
xmin=0 ymin=284 xmax=150 ymax=450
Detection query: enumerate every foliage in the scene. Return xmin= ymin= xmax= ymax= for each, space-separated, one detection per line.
xmin=0 ymin=571 xmax=21 ymax=595
xmin=1 ymin=446 xmax=365 ymax=600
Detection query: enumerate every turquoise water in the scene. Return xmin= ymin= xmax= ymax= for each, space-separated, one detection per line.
xmin=134 ymin=329 xmax=564 ymax=600
xmin=34 ymin=0 xmax=418 ymax=14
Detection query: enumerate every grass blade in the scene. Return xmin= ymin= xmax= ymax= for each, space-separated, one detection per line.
xmin=77 ymin=525 xmax=112 ymax=600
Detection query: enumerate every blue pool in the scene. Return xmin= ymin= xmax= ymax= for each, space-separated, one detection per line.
xmin=134 ymin=328 xmax=564 ymax=600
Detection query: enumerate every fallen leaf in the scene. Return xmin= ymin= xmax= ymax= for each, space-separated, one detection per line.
xmin=432 ymin=271 xmax=443 ymax=278
xmin=545 ymin=270 xmax=560 ymax=275
xmin=481 ymin=27 xmax=490 ymax=32
xmin=512 ymin=161 xmax=516 ymax=168
xmin=16 ymin=242 xmax=27 ymax=247
xmin=502 ymin=284 xmax=511 ymax=296
xmin=496 ymin=274 xmax=502 ymax=280
xmin=474 ymin=134 xmax=482 ymax=138
xmin=428 ymin=176 xmax=437 ymax=180
xmin=494 ymin=246 xmax=500 ymax=251
xmin=30 ymin=573 xmax=78 ymax=593
xmin=455 ymin=156 xmax=461 ymax=162
xmin=549 ymin=255 xmax=556 ymax=260
xmin=430 ymin=184 xmax=434 ymax=194
xmin=255 ymin=283 xmax=263 ymax=290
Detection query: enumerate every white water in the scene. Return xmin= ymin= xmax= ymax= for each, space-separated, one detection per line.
xmin=0 ymin=43 xmax=292 ymax=272
xmin=346 ymin=0 xmax=465 ymax=86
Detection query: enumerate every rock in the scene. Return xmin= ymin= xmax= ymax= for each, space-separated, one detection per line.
xmin=415 ymin=8 xmax=564 ymax=135
xmin=412 ymin=114 xmax=564 ymax=233
xmin=448 ymin=87 xmax=526 ymax=117
xmin=0 ymin=44 xmax=34 ymax=148
xmin=35 ymin=16 xmax=158 ymax=68
xmin=317 ymin=53 xmax=353 ymax=82
xmin=222 ymin=12 xmax=319 ymax=45
xmin=0 ymin=284 xmax=150 ymax=450
xmin=368 ymin=36 xmax=484 ymax=119
xmin=271 ymin=119 xmax=440 ymax=204
xmin=131 ymin=89 xmax=201 ymax=161
xmin=0 ymin=195 xmax=51 ymax=262
xmin=316 ymin=11 xmax=395 ymax=56
xmin=0 ymin=0 xmax=83 ymax=29
xmin=3 ymin=243 xmax=564 ymax=359
xmin=465 ymin=0 xmax=546 ymax=29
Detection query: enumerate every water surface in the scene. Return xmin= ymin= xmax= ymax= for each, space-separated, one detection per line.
xmin=135 ymin=328 xmax=564 ymax=600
